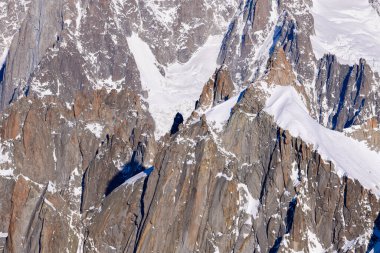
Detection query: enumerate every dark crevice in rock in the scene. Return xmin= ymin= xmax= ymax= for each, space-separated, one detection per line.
xmin=260 ymin=131 xmax=280 ymax=203
xmin=343 ymin=176 xmax=348 ymax=209
xmin=270 ymin=23 xmax=283 ymax=56
xmin=24 ymin=85 xmax=30 ymax=97
xmin=285 ymin=197 xmax=297 ymax=233
xmin=25 ymin=185 xmax=48 ymax=248
xmin=245 ymin=0 xmax=255 ymax=23
xmin=80 ymin=166 xmax=89 ymax=213
xmin=134 ymin=169 xmax=162 ymax=253
xmin=344 ymin=98 xmax=365 ymax=128
xmin=237 ymin=88 xmax=246 ymax=103
xmin=37 ymin=218 xmax=44 ymax=252
xmin=105 ymin=159 xmax=145 ymax=196
xmin=170 ymin=112 xmax=184 ymax=136
xmin=332 ymin=66 xmax=353 ymax=130
xmin=217 ymin=21 xmax=235 ymax=65
xmin=367 ymin=212 xmax=380 ymax=252
xmin=131 ymin=174 xmax=151 ymax=252
xmin=105 ymin=140 xmax=148 ymax=196
xmin=269 ymin=236 xmax=283 ymax=253
xmin=269 ymin=197 xmax=298 ymax=253
xmin=0 ymin=61 xmax=6 ymax=84
xmin=353 ymin=64 xmax=364 ymax=105
xmin=8 ymin=88 xmax=18 ymax=105
xmin=278 ymin=130 xmax=286 ymax=157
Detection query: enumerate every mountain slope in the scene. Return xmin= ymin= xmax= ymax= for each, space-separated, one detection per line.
xmin=0 ymin=0 xmax=380 ymax=252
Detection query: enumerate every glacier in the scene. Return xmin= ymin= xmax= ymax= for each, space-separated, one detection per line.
xmin=311 ymin=0 xmax=380 ymax=73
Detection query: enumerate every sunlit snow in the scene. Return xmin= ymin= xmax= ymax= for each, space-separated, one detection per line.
xmin=238 ymin=183 xmax=260 ymax=220
xmin=206 ymin=94 xmax=240 ymax=132
xmin=265 ymin=86 xmax=380 ymax=197
xmin=311 ymin=0 xmax=380 ymax=73
xmin=121 ymin=167 xmax=154 ymax=189
xmin=127 ymin=32 xmax=223 ymax=138
xmin=198 ymin=83 xmax=380 ymax=197
xmin=0 ymin=48 xmax=8 ymax=68
xmin=85 ymin=123 xmax=104 ymax=138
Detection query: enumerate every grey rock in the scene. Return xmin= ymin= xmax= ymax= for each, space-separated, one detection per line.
xmin=315 ymin=55 xmax=380 ymax=130
xmin=0 ymin=0 xmax=379 ymax=252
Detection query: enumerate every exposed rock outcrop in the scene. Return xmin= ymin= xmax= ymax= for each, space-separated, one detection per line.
xmin=0 ymin=0 xmax=380 ymax=252
xmin=0 ymin=87 xmax=156 ymax=252
xmin=344 ymin=118 xmax=380 ymax=152
xmin=314 ymin=55 xmax=380 ymax=130
xmin=195 ymin=66 xmax=235 ymax=112
xmin=100 ymin=83 xmax=380 ymax=253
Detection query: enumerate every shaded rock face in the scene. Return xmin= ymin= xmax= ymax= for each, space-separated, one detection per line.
xmin=315 ymin=55 xmax=380 ymax=130
xmin=170 ymin=113 xmax=184 ymax=135
xmin=218 ymin=0 xmax=277 ymax=85
xmin=1 ymin=0 xmax=64 ymax=109
xmin=275 ymin=1 xmax=315 ymax=85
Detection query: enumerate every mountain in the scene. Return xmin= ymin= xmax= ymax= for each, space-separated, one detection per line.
xmin=0 ymin=0 xmax=380 ymax=252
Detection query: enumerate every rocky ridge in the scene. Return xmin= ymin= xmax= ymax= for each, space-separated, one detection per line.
xmin=0 ymin=0 xmax=380 ymax=252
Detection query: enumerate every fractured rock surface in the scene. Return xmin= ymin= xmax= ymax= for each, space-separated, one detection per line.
xmin=0 ymin=0 xmax=380 ymax=252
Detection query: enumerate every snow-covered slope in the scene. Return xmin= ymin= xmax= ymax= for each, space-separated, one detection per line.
xmin=203 ymin=82 xmax=380 ymax=197
xmin=265 ymin=85 xmax=380 ymax=197
xmin=127 ymin=33 xmax=223 ymax=138
xmin=206 ymin=94 xmax=240 ymax=132
xmin=311 ymin=0 xmax=380 ymax=73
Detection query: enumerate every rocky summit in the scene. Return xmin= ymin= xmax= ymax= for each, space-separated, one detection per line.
xmin=0 ymin=0 xmax=380 ymax=252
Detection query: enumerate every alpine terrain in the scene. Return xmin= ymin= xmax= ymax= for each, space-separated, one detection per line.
xmin=1 ymin=0 xmax=380 ymax=252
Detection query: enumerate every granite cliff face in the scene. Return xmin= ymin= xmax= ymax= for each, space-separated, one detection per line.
xmin=314 ymin=55 xmax=380 ymax=131
xmin=1 ymin=0 xmax=380 ymax=252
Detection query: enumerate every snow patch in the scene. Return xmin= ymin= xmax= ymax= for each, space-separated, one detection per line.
xmin=94 ymin=76 xmax=124 ymax=92
xmin=307 ymin=230 xmax=326 ymax=253
xmin=311 ymin=0 xmax=380 ymax=73
xmin=265 ymin=86 xmax=380 ymax=196
xmin=122 ymin=167 xmax=154 ymax=188
xmin=216 ymin=172 xmax=233 ymax=181
xmin=31 ymin=83 xmax=53 ymax=98
xmin=85 ymin=123 xmax=104 ymax=138
xmin=210 ymin=241 xmax=220 ymax=253
xmin=0 ymin=144 xmax=11 ymax=164
xmin=47 ymin=181 xmax=57 ymax=193
xmin=44 ymin=198 xmax=57 ymax=211
xmin=0 ymin=48 xmax=8 ymax=68
xmin=238 ymin=183 xmax=259 ymax=220
xmin=127 ymin=33 xmax=223 ymax=138
xmin=0 ymin=141 xmax=13 ymax=178
xmin=0 ymin=232 xmax=8 ymax=238
xmin=206 ymin=94 xmax=240 ymax=132
xmin=144 ymin=0 xmax=178 ymax=28
xmin=0 ymin=168 xmax=14 ymax=177
xmin=290 ymin=161 xmax=300 ymax=187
